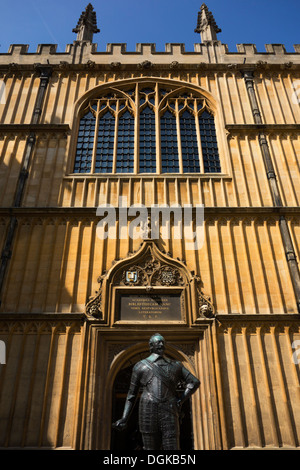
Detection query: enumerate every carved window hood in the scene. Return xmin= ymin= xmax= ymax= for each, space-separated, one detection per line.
xmin=85 ymin=239 xmax=215 ymax=325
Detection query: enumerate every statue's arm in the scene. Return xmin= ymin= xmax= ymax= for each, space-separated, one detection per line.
xmin=112 ymin=363 xmax=142 ymax=431
xmin=177 ymin=365 xmax=200 ymax=409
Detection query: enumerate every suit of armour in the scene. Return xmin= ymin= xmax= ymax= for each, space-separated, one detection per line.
xmin=121 ymin=353 xmax=200 ymax=450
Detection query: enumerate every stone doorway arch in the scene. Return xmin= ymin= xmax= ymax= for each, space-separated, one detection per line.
xmin=94 ymin=335 xmax=200 ymax=450
xmin=110 ymin=343 xmax=196 ymax=451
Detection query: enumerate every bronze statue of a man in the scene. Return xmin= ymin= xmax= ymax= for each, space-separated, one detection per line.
xmin=113 ymin=333 xmax=200 ymax=450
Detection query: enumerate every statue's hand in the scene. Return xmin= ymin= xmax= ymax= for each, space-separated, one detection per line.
xmin=112 ymin=418 xmax=127 ymax=431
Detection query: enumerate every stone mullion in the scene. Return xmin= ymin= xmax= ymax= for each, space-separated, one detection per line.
xmin=91 ymin=107 xmax=99 ymax=174
xmin=195 ymin=105 xmax=204 ymax=173
xmin=155 ymin=82 xmax=161 ymax=174
xmin=114 ymin=103 xmax=120 ymax=175
xmin=134 ymin=83 xmax=139 ymax=174
xmin=175 ymin=101 xmax=183 ymax=174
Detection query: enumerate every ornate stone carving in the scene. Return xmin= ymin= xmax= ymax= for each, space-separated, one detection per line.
xmin=85 ymin=275 xmax=105 ymax=320
xmin=170 ymin=61 xmax=179 ymax=69
xmin=137 ymin=60 xmax=152 ymax=69
xmin=115 ymin=255 xmax=185 ymax=288
xmin=110 ymin=62 xmax=121 ymax=69
xmin=86 ymin=60 xmax=96 ymax=69
xmin=84 ymin=240 xmax=215 ymax=323
xmin=194 ymin=275 xmax=215 ymax=319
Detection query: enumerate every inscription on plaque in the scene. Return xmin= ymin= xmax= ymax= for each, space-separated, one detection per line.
xmin=117 ymin=292 xmax=183 ymax=321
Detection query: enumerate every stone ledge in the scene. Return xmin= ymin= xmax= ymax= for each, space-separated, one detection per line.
xmin=0 ymin=312 xmax=84 ymax=321
xmin=226 ymin=124 xmax=300 ymax=134
xmin=0 ymin=206 xmax=299 ymax=217
xmin=0 ymin=124 xmax=70 ymax=135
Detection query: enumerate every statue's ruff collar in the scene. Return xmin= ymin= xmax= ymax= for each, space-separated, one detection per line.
xmin=147 ymin=353 xmax=172 ymax=363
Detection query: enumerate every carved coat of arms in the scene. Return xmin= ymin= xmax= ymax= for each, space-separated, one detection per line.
xmin=161 ymin=269 xmax=176 ymax=286
xmin=125 ymin=270 xmax=138 ymax=284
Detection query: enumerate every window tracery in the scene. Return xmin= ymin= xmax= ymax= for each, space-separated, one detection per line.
xmin=73 ymin=82 xmax=221 ymax=175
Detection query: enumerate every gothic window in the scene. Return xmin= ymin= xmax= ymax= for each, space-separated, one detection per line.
xmin=199 ymin=110 xmax=221 ymax=173
xmin=116 ymin=110 xmax=135 ymax=173
xmin=161 ymin=110 xmax=179 ymax=173
xmin=73 ymin=82 xmax=221 ymax=175
xmin=139 ymin=106 xmax=156 ymax=173
xmin=180 ymin=110 xmax=200 ymax=173
xmin=74 ymin=110 xmax=95 ymax=173
xmin=95 ymin=110 xmax=114 ymax=173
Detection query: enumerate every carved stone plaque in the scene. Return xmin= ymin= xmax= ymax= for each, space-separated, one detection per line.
xmin=116 ymin=291 xmax=183 ymax=322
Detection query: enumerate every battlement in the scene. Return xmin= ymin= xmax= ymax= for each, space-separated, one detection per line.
xmin=0 ymin=42 xmax=300 ymax=67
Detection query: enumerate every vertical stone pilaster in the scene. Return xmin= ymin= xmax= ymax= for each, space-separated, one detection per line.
xmin=243 ymin=70 xmax=300 ymax=313
xmin=0 ymin=66 xmax=52 ymax=302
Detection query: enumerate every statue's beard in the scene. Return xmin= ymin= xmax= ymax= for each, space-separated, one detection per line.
xmin=155 ymin=347 xmax=164 ymax=356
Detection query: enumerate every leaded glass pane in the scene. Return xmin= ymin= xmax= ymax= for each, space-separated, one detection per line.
xmin=199 ymin=111 xmax=221 ymax=173
xmin=139 ymin=106 xmax=156 ymax=173
xmin=95 ymin=110 xmax=115 ymax=173
xmin=180 ymin=110 xmax=200 ymax=173
xmin=160 ymin=110 xmax=179 ymax=173
xmin=74 ymin=111 xmax=95 ymax=173
xmin=116 ymin=110 xmax=134 ymax=173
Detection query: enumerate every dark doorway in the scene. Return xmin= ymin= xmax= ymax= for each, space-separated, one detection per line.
xmin=110 ymin=363 xmax=194 ymax=451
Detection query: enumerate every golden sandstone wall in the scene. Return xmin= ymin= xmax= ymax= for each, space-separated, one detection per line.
xmin=0 ymin=41 xmax=299 ymax=449
xmin=0 ymin=69 xmax=299 ymax=314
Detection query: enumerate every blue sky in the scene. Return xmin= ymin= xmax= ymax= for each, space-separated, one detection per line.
xmin=1 ymin=0 xmax=299 ymax=53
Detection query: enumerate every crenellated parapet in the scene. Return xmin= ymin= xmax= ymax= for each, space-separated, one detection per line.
xmin=0 ymin=42 xmax=299 ymax=70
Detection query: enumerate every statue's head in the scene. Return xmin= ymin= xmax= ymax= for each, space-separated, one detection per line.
xmin=149 ymin=333 xmax=165 ymax=356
